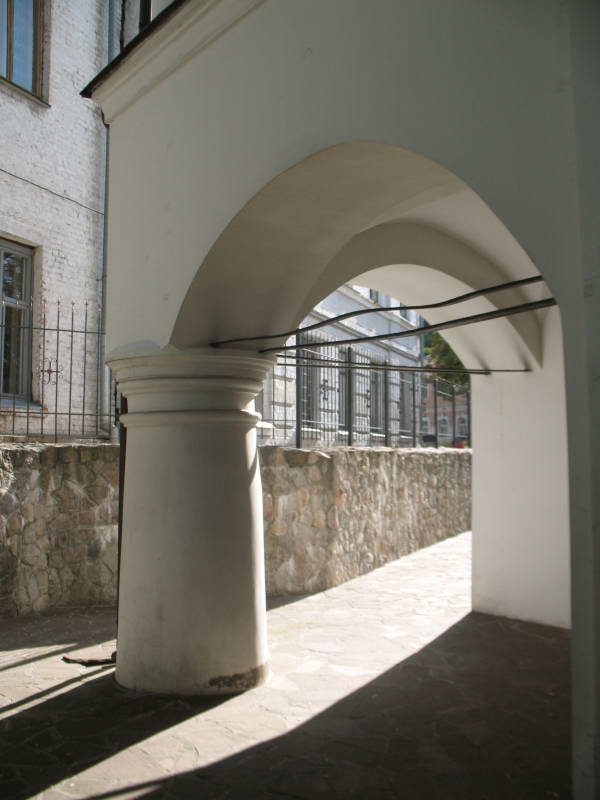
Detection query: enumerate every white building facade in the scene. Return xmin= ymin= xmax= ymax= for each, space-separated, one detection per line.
xmin=257 ymin=284 xmax=468 ymax=450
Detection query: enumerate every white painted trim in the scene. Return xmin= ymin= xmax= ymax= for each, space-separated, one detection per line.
xmin=92 ymin=0 xmax=267 ymax=122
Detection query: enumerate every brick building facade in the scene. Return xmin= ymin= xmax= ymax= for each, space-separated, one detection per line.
xmin=0 ymin=1 xmax=114 ymax=437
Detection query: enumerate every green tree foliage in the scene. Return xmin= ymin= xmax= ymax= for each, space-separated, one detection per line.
xmin=423 ymin=332 xmax=470 ymax=392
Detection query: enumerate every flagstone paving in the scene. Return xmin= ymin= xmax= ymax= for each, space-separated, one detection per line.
xmin=0 ymin=532 xmax=570 ymax=799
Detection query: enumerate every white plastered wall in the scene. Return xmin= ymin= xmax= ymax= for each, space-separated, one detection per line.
xmin=94 ymin=0 xmax=582 ymax=357
xmin=472 ymin=308 xmax=570 ymax=628
xmin=353 ymin=261 xmax=570 ymax=629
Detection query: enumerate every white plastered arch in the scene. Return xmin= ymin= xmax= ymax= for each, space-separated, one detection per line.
xmin=170 ymin=141 xmax=569 ymax=630
xmin=299 ymin=220 xmax=543 ymax=368
xmin=171 ymin=143 xmax=544 ymax=369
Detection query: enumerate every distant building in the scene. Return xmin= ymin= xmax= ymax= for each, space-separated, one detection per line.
xmin=258 ymin=283 xmax=469 ymax=448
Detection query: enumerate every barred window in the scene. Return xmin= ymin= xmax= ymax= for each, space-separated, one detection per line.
xmin=0 ymin=0 xmax=43 ymax=96
xmin=369 ymin=365 xmax=385 ymax=434
xmin=298 ymin=336 xmax=320 ymax=426
xmin=0 ymin=238 xmax=32 ymax=397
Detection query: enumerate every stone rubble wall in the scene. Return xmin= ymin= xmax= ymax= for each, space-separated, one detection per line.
xmin=261 ymin=447 xmax=472 ymax=596
xmin=0 ymin=444 xmax=119 ymax=616
xmin=0 ymin=444 xmax=470 ymax=616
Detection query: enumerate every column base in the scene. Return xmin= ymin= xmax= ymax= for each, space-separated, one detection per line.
xmin=115 ymin=662 xmax=270 ymax=696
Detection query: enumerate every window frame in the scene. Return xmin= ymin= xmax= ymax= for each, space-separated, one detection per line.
xmin=0 ymin=0 xmax=44 ymax=98
xmin=0 ymin=238 xmax=33 ymax=399
xmin=338 ymin=354 xmax=349 ymax=430
xmin=398 ymin=303 xmax=411 ymax=321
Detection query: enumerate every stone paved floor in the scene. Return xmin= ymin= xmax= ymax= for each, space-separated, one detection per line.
xmin=0 ymin=533 xmax=570 ymax=799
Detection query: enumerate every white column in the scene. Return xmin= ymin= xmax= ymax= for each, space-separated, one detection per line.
xmin=108 ymin=348 xmax=274 ymax=695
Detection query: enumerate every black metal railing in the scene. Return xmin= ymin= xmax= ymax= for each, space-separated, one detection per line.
xmin=0 ymin=303 xmax=470 ymax=447
xmin=256 ymin=335 xmax=471 ymax=449
xmin=0 ymin=299 xmax=113 ymax=442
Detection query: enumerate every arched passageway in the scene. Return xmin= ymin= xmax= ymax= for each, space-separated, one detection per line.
xmin=108 ymin=142 xmax=569 ymax=698
xmin=86 ymin=3 xmax=600 ymax=792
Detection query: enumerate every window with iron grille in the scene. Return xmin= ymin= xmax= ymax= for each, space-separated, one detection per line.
xmin=396 ymin=373 xmax=408 ymax=430
xmin=0 ymin=238 xmax=32 ymax=397
xmin=338 ymin=349 xmax=351 ymax=430
xmin=369 ymin=364 xmax=385 ymax=434
xmin=0 ymin=0 xmax=44 ymax=96
xmin=298 ymin=338 xmax=320 ymax=427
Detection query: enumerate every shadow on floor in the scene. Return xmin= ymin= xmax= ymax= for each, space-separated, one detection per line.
xmin=0 ymin=607 xmax=118 ymax=674
xmin=0 ymin=612 xmax=570 ymax=800
xmin=267 ymin=594 xmax=311 ymax=611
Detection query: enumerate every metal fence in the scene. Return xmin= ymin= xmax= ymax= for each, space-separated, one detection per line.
xmin=0 ymin=303 xmax=470 ymax=448
xmin=0 ymin=299 xmax=113 ymax=442
xmin=256 ymin=335 xmax=471 ymax=449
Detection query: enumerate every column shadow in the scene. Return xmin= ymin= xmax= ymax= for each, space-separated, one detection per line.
xmin=0 ymin=607 xmax=117 ymax=673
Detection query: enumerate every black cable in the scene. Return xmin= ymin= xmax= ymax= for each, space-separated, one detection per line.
xmin=261 ymin=297 xmax=556 ymax=353
xmin=0 ymin=166 xmax=104 ymax=215
xmin=275 ymin=360 xmax=531 ymax=375
xmin=211 ymin=275 xmax=543 ymax=347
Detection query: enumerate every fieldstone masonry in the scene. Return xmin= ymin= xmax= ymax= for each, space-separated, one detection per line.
xmin=0 ymin=444 xmax=119 ymax=616
xmin=0 ymin=444 xmax=470 ymax=616
xmin=262 ymin=447 xmax=472 ymax=595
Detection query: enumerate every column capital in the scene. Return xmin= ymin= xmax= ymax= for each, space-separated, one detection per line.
xmin=107 ymin=347 xmax=275 ymax=424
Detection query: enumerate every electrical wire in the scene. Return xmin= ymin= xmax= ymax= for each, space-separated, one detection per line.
xmin=275 ymin=359 xmax=531 ymax=375
xmin=0 ymin=166 xmax=104 ymax=216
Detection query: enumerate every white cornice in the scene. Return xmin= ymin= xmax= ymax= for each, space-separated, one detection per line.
xmin=91 ymin=0 xmax=267 ymax=122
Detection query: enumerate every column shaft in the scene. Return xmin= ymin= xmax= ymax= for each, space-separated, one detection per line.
xmin=109 ymin=348 xmax=273 ymax=694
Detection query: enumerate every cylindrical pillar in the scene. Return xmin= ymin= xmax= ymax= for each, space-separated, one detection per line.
xmin=108 ymin=348 xmax=274 ymax=695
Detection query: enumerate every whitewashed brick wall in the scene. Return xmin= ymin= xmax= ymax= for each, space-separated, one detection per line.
xmin=0 ymin=1 xmax=111 ymax=434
